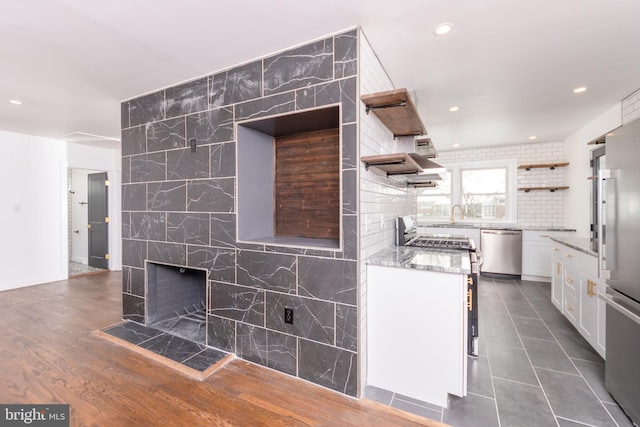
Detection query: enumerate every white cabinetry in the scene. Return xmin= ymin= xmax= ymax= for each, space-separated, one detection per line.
xmin=550 ymin=243 xmax=605 ymax=358
xmin=367 ymin=264 xmax=467 ymax=407
xmin=522 ymin=230 xmax=573 ymax=281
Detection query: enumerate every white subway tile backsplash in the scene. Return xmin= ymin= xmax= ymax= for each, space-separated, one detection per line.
xmin=622 ymin=88 xmax=640 ymax=125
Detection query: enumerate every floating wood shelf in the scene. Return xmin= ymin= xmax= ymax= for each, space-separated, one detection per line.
xmin=518 ymin=162 xmax=569 ymax=171
xmin=361 ymin=88 xmax=427 ymax=137
xmin=518 ymin=186 xmax=569 ymax=193
xmin=361 ymin=153 xmax=422 ymax=175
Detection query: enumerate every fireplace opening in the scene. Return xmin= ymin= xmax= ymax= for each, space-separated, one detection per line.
xmin=146 ymin=262 xmax=207 ymax=344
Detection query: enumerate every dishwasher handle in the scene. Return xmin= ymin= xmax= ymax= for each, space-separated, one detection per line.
xmin=481 ymin=230 xmax=521 ymax=236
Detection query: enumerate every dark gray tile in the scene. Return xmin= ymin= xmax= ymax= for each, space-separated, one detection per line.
xmin=166 ymin=77 xmax=208 ymax=118
xmin=265 ymin=330 xmax=297 ymax=376
xmin=235 ymin=92 xmax=295 ymax=122
xmin=167 ymin=145 xmax=210 ymax=180
xmin=393 ymin=393 xmax=443 ymax=413
xmin=147 ymin=241 xmax=186 ymax=266
xmin=512 ymin=315 xmax=555 ymax=340
xmin=147 ymin=117 xmax=186 ymax=152
xmin=364 ymin=386 xmax=393 ymax=405
xmin=443 ymin=393 xmax=499 ymax=427
xmin=209 ymin=282 xmax=264 ymax=326
xmin=187 ymin=246 xmax=235 ymax=283
xmin=391 ymin=397 xmax=442 ymax=422
xmin=334 ymin=29 xmax=357 ymax=79
xmin=167 ymin=213 xmax=210 ymax=246
xmin=521 ymin=336 xmax=578 ymax=374
xmin=182 ymin=347 xmax=227 ymax=371
xmin=264 ymin=38 xmax=333 ymax=95
xmin=236 ymin=323 xmax=267 ymax=366
xmin=298 ymin=339 xmax=357 ymax=397
xmin=129 ymin=91 xmax=164 ymax=126
xmin=467 ymin=355 xmax=494 ymax=398
xmin=122 ymin=266 xmax=144 ymax=297
xmin=536 ymin=368 xmax=616 ymax=427
xmin=121 ymin=125 xmax=145 ymax=156
xmin=505 ymin=301 xmax=539 ymax=318
xmin=335 ymin=304 xmax=357 ymax=352
xmin=187 ymin=178 xmax=234 ymax=213
xmin=553 ymin=329 xmax=602 ymax=362
xmin=122 ymin=183 xmax=146 ymax=211
xmin=147 ymin=181 xmax=187 ymax=212
xmin=487 ymin=343 xmax=538 ymax=385
xmin=538 ymin=308 xmax=576 ymax=334
xmin=206 ymin=315 xmax=235 ymax=352
xmin=314 ymin=77 xmax=357 ymax=124
xmin=139 ymin=333 xmax=205 ymax=363
xmin=131 ymin=212 xmax=166 ymax=241
xmin=493 ymin=378 xmax=557 ymax=427
xmin=122 ymin=239 xmax=147 ymax=268
xmin=210 ymin=214 xmax=236 ymax=249
xmin=557 ymin=417 xmax=593 ymax=426
xmin=130 ymin=152 xmax=166 ymax=183
xmin=209 ymin=61 xmax=262 ymax=106
xmin=103 ymin=321 xmax=162 ymax=345
xmin=237 ymin=251 xmax=296 ymax=294
xmin=482 ymin=318 xmax=523 ymax=348
xmin=122 ymin=294 xmax=145 ymax=323
xmin=265 ymin=293 xmax=334 ymax=345
xmin=341 ymin=214 xmax=357 ymax=261
xmin=298 ymin=257 xmax=357 ymax=305
xmin=210 ymin=141 xmax=235 ymax=178
xmin=342 ymin=169 xmax=357 ymax=215
xmin=571 ymin=358 xmax=613 ymax=403
xmin=603 ymin=402 xmax=636 ymax=427
xmin=122 ymin=156 xmax=131 ymax=184
xmin=186 ymin=107 xmax=234 ymax=145
xmin=121 ymin=101 xmax=130 ymax=129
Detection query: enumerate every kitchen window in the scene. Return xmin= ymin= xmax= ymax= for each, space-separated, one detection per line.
xmin=417 ymin=159 xmax=517 ymax=223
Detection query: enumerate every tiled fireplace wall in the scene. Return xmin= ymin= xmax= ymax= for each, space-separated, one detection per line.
xmin=121 ymin=29 xmax=359 ymax=396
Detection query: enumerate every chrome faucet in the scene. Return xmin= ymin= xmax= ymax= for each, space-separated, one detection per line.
xmin=451 ymin=204 xmax=465 ymax=224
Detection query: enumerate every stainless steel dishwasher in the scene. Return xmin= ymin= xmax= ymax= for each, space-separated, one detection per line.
xmin=480 ymin=229 xmax=522 ymax=276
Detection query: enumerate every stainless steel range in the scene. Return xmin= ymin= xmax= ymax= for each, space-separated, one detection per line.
xmin=396 ymin=217 xmax=481 ymax=356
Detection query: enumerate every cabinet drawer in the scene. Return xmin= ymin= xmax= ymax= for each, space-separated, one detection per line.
xmin=564 ymin=270 xmax=578 ymax=295
xmin=559 ymin=247 xmax=579 ymax=269
xmin=564 ymin=291 xmax=578 ymax=325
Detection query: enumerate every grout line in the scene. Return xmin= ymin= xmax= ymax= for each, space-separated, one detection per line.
xmin=481 ymin=276 xmax=503 ymax=427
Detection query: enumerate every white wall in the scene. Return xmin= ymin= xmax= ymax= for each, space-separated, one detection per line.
xmin=67 ymin=142 xmax=122 ymax=270
xmin=359 ymin=30 xmax=417 ymax=394
xmin=437 ymin=141 xmax=566 ymax=228
xmin=0 ymin=130 xmax=68 ymax=290
xmin=564 ymin=104 xmax=621 ymax=237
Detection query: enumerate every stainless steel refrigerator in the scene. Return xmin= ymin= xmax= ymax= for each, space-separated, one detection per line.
xmin=599 ymin=117 xmax=640 ymax=426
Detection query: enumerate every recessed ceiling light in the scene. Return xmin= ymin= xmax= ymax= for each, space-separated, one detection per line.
xmin=9 ymin=99 xmax=22 ymax=105
xmin=433 ymin=23 xmax=453 ymax=36
xmin=529 ymin=136 xmax=537 ymax=140
xmin=573 ymin=87 xmax=587 ymax=93
xmin=449 ymin=106 xmax=459 ymax=112
xmin=453 ymin=143 xmax=460 ymax=148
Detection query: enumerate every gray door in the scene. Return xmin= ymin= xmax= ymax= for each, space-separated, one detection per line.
xmin=88 ymin=172 xmax=109 ymax=269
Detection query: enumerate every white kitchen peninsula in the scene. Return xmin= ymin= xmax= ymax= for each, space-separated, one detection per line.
xmin=366 ymin=246 xmax=470 ymax=407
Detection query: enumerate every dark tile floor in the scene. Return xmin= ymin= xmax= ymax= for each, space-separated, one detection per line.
xmin=365 ymin=276 xmax=636 ymax=427
xmin=102 ymin=321 xmax=227 ymax=372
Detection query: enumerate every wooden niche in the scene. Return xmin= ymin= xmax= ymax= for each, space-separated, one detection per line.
xmin=275 ymin=128 xmax=340 ymax=240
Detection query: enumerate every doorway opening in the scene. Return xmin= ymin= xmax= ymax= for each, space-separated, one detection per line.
xmin=68 ymin=168 xmax=110 ymax=278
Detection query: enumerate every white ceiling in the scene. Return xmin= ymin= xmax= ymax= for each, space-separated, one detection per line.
xmin=2 ymin=0 xmax=640 ymax=151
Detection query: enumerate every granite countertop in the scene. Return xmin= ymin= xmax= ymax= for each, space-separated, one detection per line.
xmin=417 ymin=222 xmax=576 ymax=232
xmin=549 ymin=236 xmax=599 ymax=257
xmin=366 ymin=246 xmax=471 ymax=275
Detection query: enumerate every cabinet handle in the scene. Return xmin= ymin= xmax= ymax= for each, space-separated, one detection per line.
xmin=566 ymin=277 xmax=573 ymax=284
xmin=587 ymin=280 xmax=597 ymax=297
xmin=467 ymin=289 xmax=473 ymax=311
xmin=557 ymin=262 xmax=561 ymax=274
xmin=564 ymin=253 xmax=573 ymax=258
xmin=553 ymin=247 xmax=559 ymax=251
xmin=566 ymin=303 xmax=573 ymax=311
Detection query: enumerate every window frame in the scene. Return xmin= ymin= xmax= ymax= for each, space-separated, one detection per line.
xmin=417 ymin=159 xmax=518 ymax=224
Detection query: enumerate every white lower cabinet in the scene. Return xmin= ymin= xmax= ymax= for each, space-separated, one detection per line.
xmin=523 ymin=230 xmax=573 ymax=281
xmin=550 ymin=244 xmax=605 ymax=359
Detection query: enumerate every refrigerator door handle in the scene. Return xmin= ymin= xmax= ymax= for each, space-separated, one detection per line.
xmin=600 ymin=291 xmax=640 ymax=326
xmin=597 ymin=169 xmax=614 ymax=280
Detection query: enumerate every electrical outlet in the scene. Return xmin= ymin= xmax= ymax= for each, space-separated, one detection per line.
xmin=284 ymin=307 xmax=294 ymax=324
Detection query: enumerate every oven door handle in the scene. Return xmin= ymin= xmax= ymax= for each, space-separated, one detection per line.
xmin=600 ymin=291 xmax=640 ymax=326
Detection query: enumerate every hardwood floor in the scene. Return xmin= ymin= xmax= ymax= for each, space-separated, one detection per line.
xmin=0 ymin=272 xmax=445 ymax=426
